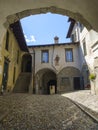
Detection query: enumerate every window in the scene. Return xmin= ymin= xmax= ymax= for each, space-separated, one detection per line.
xmin=79 ymin=23 xmax=84 ymax=32
xmin=41 ymin=50 xmax=49 ymax=63
xmin=83 ymin=39 xmax=87 ymax=56
xmin=71 ymin=34 xmax=74 ymax=42
xmin=61 ymin=77 xmax=70 ymax=86
xmin=65 ymin=48 xmax=73 ymax=62
xmin=71 ymin=32 xmax=77 ymax=42
xmin=74 ymin=31 xmax=77 ymax=42
xmin=5 ymin=31 xmax=9 ymax=50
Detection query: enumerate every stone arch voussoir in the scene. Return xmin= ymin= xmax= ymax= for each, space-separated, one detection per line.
xmin=5 ymin=6 xmax=92 ymax=30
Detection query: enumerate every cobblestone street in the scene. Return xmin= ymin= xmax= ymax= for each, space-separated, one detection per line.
xmin=0 ymin=93 xmax=98 ymax=130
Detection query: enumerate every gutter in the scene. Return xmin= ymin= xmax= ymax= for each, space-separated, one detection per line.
xmin=66 ymin=97 xmax=98 ymax=123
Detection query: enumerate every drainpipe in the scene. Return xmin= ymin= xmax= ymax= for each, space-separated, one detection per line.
xmin=51 ymin=45 xmax=57 ymax=71
xmin=51 ymin=36 xmax=60 ymax=71
xmin=51 ymin=45 xmax=58 ymax=93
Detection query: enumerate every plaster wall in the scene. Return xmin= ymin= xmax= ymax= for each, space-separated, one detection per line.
xmin=0 ymin=29 xmax=25 ymax=92
xmin=29 ymin=44 xmax=81 ymax=74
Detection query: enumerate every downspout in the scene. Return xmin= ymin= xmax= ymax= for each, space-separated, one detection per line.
xmin=51 ymin=45 xmax=56 ymax=71
xmin=51 ymin=45 xmax=58 ymax=93
xmin=51 ymin=45 xmax=54 ymax=66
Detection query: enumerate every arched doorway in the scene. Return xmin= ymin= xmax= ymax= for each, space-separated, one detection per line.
xmin=21 ymin=54 xmax=32 ymax=72
xmin=35 ymin=68 xmax=57 ymax=94
xmin=58 ymin=67 xmax=82 ymax=93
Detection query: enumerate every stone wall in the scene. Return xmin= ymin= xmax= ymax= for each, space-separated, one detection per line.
xmin=57 ymin=67 xmax=81 ymax=93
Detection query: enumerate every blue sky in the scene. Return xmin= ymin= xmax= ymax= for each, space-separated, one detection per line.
xmin=20 ymin=13 xmax=70 ymax=46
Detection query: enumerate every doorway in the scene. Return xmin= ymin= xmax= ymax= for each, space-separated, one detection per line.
xmin=21 ymin=54 xmax=32 ymax=72
xmin=2 ymin=59 xmax=9 ymax=90
xmin=47 ymin=80 xmax=57 ymax=94
xmin=73 ymin=77 xmax=81 ymax=90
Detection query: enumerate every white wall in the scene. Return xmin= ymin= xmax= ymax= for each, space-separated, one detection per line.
xmin=29 ymin=44 xmax=81 ymax=74
xmin=79 ymin=28 xmax=98 ymax=71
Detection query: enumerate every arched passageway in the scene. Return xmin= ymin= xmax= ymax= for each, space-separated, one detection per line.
xmin=21 ymin=54 xmax=32 ymax=73
xmin=57 ymin=67 xmax=82 ymax=93
xmin=35 ymin=67 xmax=83 ymax=94
xmin=13 ymin=54 xmax=32 ymax=93
xmin=35 ymin=68 xmax=57 ymax=94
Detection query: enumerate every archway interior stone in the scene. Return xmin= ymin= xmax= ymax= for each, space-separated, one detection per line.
xmin=36 ymin=68 xmax=57 ymax=94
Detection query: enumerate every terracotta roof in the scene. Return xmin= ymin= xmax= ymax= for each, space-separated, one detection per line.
xmin=10 ymin=21 xmax=28 ymax=52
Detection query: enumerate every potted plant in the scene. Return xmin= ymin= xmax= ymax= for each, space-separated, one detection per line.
xmin=89 ymin=73 xmax=96 ymax=94
xmin=89 ymin=73 xmax=96 ymax=81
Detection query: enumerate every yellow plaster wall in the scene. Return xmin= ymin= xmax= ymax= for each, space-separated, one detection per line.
xmin=0 ymin=29 xmax=25 ymax=92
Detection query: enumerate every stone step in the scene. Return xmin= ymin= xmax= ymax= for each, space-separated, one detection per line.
xmin=13 ymin=73 xmax=31 ymax=93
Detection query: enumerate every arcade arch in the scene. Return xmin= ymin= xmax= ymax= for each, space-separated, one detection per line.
xmin=35 ymin=68 xmax=57 ymax=94
xmin=57 ymin=67 xmax=82 ymax=92
xmin=21 ymin=54 xmax=32 ymax=73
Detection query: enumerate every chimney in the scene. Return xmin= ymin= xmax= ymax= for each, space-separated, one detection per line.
xmin=54 ymin=36 xmax=59 ymax=44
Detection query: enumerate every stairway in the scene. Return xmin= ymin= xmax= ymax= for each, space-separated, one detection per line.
xmin=13 ymin=73 xmax=31 ymax=93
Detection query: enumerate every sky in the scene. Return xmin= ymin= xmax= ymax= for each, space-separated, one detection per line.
xmin=20 ymin=13 xmax=71 ymax=46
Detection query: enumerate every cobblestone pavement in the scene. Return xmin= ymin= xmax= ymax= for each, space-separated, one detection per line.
xmin=62 ymin=90 xmax=98 ymax=119
xmin=0 ymin=93 xmax=98 ymax=130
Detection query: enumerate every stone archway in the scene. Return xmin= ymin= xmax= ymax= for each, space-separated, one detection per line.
xmin=35 ymin=68 xmax=57 ymax=94
xmin=21 ymin=54 xmax=32 ymax=72
xmin=5 ymin=7 xmax=92 ymax=31
xmin=0 ymin=0 xmax=98 ymax=55
xmin=1 ymin=0 xmax=98 ymax=31
xmin=57 ymin=67 xmax=81 ymax=93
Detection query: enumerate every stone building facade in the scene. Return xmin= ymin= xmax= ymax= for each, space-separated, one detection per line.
xmin=0 ymin=21 xmax=30 ymax=93
xmin=66 ymin=18 xmax=98 ymax=94
xmin=28 ymin=38 xmax=83 ymax=94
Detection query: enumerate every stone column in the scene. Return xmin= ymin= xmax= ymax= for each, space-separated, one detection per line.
xmin=94 ymin=57 xmax=98 ymax=94
xmin=29 ymin=74 xmax=34 ymax=94
xmin=29 ymin=49 xmax=35 ymax=94
xmin=70 ymin=77 xmax=74 ymax=91
xmin=94 ymin=67 xmax=98 ymax=94
xmin=35 ymin=75 xmax=39 ymax=94
xmin=56 ymin=75 xmax=60 ymax=93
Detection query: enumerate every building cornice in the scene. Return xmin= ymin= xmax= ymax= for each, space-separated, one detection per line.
xmin=28 ymin=42 xmax=79 ymax=48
